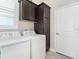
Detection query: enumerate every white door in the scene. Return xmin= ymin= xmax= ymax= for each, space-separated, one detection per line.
xmin=55 ymin=5 xmax=79 ymax=58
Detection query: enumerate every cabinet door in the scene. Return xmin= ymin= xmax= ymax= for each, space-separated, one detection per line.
xmin=44 ymin=6 xmax=50 ymax=18
xmin=19 ymin=0 xmax=36 ymax=20
xmin=38 ymin=5 xmax=44 ymax=22
xmin=22 ymin=0 xmax=30 ymax=20
xmin=29 ymin=3 xmax=36 ymax=21
xmin=1 ymin=41 xmax=30 ymax=59
xmin=43 ymin=17 xmax=50 ymax=50
xmin=36 ymin=22 xmax=44 ymax=34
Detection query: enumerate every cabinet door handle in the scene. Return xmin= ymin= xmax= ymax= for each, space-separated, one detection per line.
xmin=18 ymin=0 xmax=22 ymax=3
xmin=56 ymin=33 xmax=60 ymax=35
xmin=0 ymin=51 xmax=1 ymax=55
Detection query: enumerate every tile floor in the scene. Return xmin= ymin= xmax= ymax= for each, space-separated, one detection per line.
xmin=46 ymin=51 xmax=73 ymax=59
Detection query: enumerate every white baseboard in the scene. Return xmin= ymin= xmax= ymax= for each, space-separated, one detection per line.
xmin=50 ymin=48 xmax=56 ymax=52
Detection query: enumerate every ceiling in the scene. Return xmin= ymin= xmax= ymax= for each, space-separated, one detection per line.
xmin=43 ymin=0 xmax=79 ymax=8
xmin=55 ymin=0 xmax=79 ymax=7
xmin=31 ymin=0 xmax=79 ymax=8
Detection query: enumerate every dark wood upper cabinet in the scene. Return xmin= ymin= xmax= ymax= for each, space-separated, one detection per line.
xmin=35 ymin=3 xmax=50 ymax=22
xmin=19 ymin=0 xmax=37 ymax=21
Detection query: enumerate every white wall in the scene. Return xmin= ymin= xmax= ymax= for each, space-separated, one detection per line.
xmin=50 ymin=9 xmax=55 ymax=50
xmin=18 ymin=20 xmax=34 ymax=30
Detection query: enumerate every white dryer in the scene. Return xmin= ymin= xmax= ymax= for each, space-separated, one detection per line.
xmin=23 ymin=30 xmax=46 ymax=59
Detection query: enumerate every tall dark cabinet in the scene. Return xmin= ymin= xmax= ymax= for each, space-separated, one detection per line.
xmin=34 ymin=3 xmax=50 ymax=51
xmin=19 ymin=0 xmax=37 ymax=21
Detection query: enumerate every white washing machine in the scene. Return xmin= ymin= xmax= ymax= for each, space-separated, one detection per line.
xmin=0 ymin=31 xmax=30 ymax=59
